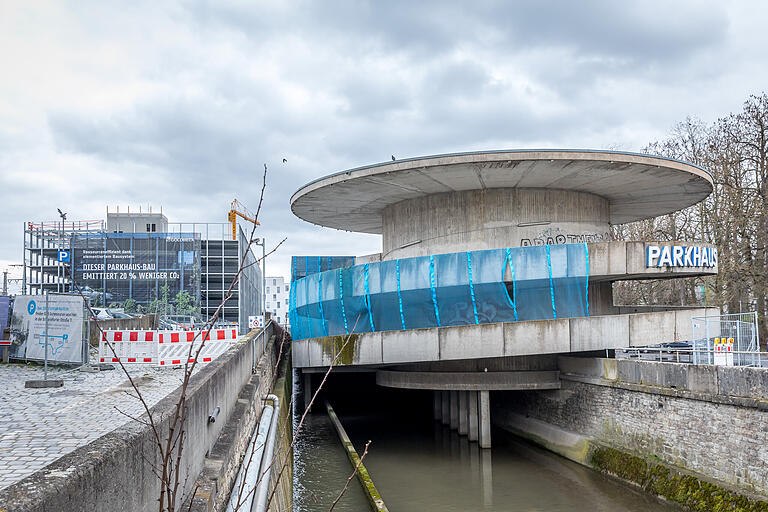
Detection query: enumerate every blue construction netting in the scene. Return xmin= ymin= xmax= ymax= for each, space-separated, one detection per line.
xmin=291 ymin=255 xmax=356 ymax=282
xmin=289 ymin=243 xmax=590 ymax=341
xmin=0 ymin=296 xmax=9 ymax=336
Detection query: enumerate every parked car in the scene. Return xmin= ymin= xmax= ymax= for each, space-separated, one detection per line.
xmin=89 ymin=308 xmax=114 ymax=321
xmin=163 ymin=315 xmax=198 ymax=330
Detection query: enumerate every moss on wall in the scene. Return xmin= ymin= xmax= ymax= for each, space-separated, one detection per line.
xmin=320 ymin=334 xmax=358 ymax=365
xmin=590 ymin=446 xmax=768 ymax=512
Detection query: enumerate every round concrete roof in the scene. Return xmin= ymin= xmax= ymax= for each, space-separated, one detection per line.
xmin=291 ymin=149 xmax=713 ymax=233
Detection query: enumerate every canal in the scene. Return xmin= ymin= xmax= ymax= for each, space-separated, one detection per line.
xmin=294 ymin=373 xmax=678 ymax=512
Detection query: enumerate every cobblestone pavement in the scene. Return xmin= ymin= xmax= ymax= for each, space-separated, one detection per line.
xmin=0 ymin=361 xmax=201 ymax=490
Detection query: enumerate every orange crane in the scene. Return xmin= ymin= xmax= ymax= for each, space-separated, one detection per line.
xmin=227 ymin=199 xmax=260 ymax=240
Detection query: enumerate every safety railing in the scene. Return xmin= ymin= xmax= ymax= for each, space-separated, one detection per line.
xmin=615 ymin=346 xmax=766 ymax=367
xmin=250 ymin=319 xmax=274 ymax=371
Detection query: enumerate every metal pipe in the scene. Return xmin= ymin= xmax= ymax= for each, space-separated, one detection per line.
xmin=226 ymin=405 xmax=274 ymax=512
xmin=252 ymin=394 xmax=280 ymax=512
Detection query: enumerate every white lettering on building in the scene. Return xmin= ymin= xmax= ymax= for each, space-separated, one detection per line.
xmin=646 ymin=245 xmax=718 ymax=268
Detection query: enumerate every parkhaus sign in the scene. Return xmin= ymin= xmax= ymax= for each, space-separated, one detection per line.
xmin=646 ymin=245 xmax=718 ymax=268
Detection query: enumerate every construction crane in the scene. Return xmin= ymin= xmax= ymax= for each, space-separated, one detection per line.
xmin=227 ymin=199 xmax=260 ymax=240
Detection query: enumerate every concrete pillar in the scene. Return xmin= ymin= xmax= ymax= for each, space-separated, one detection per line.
xmin=458 ymin=391 xmax=468 ymax=435
xmin=478 ymin=390 xmax=491 ymax=449
xmin=441 ymin=391 xmax=450 ymax=425
xmin=433 ymin=391 xmax=442 ymax=421
xmin=303 ymin=372 xmax=313 ymax=412
xmin=450 ymin=390 xmax=458 ymax=430
xmin=468 ymin=391 xmax=479 ymax=442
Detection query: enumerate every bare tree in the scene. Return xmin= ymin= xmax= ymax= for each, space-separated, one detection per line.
xmin=615 ymin=93 xmax=768 ymax=346
xmin=78 ymin=164 xmax=286 ymax=512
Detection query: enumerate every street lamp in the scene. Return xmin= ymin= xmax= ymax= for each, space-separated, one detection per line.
xmin=253 ymin=238 xmax=266 ymax=317
xmin=57 ymin=208 xmax=67 ymax=293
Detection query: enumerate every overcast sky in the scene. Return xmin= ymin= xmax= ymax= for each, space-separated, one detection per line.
xmin=1 ymin=0 xmax=766 ymax=292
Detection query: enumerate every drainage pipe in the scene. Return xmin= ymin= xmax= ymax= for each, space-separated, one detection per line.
xmin=252 ymin=394 xmax=280 ymax=512
xmin=226 ymin=404 xmax=274 ymax=512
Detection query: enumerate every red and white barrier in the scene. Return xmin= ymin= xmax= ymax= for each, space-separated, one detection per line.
xmin=98 ymin=328 xmax=240 ymax=367
xmin=99 ymin=330 xmax=159 ymax=364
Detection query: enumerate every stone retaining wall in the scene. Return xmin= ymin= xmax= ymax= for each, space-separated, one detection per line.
xmin=494 ymin=357 xmax=768 ymax=505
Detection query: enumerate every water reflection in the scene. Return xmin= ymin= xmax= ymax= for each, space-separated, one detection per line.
xmin=341 ymin=415 xmax=679 ymax=512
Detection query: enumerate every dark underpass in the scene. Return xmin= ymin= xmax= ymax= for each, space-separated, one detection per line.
xmin=292 ymin=371 xmax=678 ymax=512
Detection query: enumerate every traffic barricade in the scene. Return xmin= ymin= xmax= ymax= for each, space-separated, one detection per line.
xmin=98 ymin=328 xmax=239 ymax=367
xmin=98 ymin=330 xmax=159 ymax=364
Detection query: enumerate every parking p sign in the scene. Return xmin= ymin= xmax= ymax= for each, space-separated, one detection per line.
xmin=57 ymin=250 xmax=70 ymax=263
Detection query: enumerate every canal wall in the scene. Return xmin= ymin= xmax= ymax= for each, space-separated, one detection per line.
xmin=494 ymin=357 xmax=768 ymax=510
xmin=0 ymin=324 xmax=289 ymax=512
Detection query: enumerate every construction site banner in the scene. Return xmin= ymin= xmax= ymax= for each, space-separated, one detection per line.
xmin=10 ymin=294 xmax=86 ymax=364
xmin=71 ymin=232 xmax=201 ymax=305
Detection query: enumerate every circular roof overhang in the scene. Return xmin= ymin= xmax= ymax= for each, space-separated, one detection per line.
xmin=290 ymin=149 xmax=713 ymax=233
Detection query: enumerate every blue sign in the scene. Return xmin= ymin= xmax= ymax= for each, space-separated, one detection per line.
xmin=57 ymin=250 xmax=70 ymax=263
xmin=28 ymin=300 xmax=37 ymax=315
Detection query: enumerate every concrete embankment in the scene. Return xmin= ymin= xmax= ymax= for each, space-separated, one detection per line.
xmin=494 ymin=357 xmax=768 ymax=511
xmin=0 ymin=323 xmax=289 ymax=512
xmin=326 ymin=402 xmax=388 ymax=512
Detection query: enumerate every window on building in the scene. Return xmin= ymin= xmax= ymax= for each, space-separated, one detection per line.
xmin=277 ymin=287 xmax=280 ymax=293
xmin=277 ymin=301 xmax=280 ymax=309
xmin=273 ymin=294 xmax=276 ymax=300
xmin=146 ymin=223 xmax=151 ymax=232
xmin=152 ymin=223 xmax=156 ymax=232
xmin=266 ymin=302 xmax=270 ymax=308
xmin=266 ymin=287 xmax=270 ymax=293
xmin=272 ymin=279 xmax=276 ymax=285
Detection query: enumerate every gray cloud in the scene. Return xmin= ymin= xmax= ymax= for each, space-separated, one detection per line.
xmin=0 ymin=0 xmax=762 ymax=279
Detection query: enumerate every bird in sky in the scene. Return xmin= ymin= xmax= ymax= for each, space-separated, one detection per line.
xmin=282 ymin=158 xmax=287 ymax=163
xmin=391 ymin=155 xmax=396 ymax=161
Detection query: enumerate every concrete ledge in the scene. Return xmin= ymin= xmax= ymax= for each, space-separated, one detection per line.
xmin=325 ymin=402 xmax=388 ymax=512
xmin=492 ymin=411 xmax=590 ymax=465
xmin=294 ymin=308 xmax=719 ymax=368
xmin=375 ymin=370 xmax=561 ymax=390
xmin=558 ymin=356 xmax=768 ymax=409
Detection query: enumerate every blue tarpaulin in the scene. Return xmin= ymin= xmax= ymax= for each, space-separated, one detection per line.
xmin=289 ymin=244 xmax=590 ymax=341
xmin=0 ymin=296 xmax=9 ymax=336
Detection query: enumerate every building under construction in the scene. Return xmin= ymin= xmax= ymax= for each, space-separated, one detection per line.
xmin=22 ymin=206 xmax=263 ymax=330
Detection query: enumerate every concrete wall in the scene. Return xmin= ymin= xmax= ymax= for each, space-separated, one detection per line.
xmin=494 ymin=357 xmax=768 ymax=499
xmin=382 ymin=188 xmax=610 ymax=259
xmin=88 ymin=314 xmax=157 ymax=345
xmin=0 ymin=325 xmax=284 ymax=512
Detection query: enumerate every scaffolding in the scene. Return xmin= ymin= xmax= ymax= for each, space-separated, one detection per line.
xmin=22 ymin=220 xmax=262 ymax=328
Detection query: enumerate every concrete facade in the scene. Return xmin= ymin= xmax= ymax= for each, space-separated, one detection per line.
xmin=292 ymin=307 xmax=719 ymax=368
xmin=290 ymin=149 xmax=719 ymax=451
xmin=381 ymin=188 xmax=610 ymax=259
xmin=291 ymin=150 xmax=713 ymax=234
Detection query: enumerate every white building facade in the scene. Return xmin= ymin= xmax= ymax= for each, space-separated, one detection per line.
xmin=265 ymin=276 xmax=290 ymax=327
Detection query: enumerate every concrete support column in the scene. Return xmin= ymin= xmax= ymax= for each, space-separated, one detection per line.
xmin=303 ymin=372 xmax=312 ymax=413
xmin=458 ymin=391 xmax=468 ymax=435
xmin=468 ymin=391 xmax=479 ymax=442
xmin=478 ymin=390 xmax=491 ymax=449
xmin=450 ymin=390 xmax=458 ymax=430
xmin=433 ymin=391 xmax=442 ymax=421
xmin=441 ymin=391 xmax=450 ymax=425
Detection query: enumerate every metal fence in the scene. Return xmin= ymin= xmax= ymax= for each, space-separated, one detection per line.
xmin=691 ymin=312 xmax=759 ymax=366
